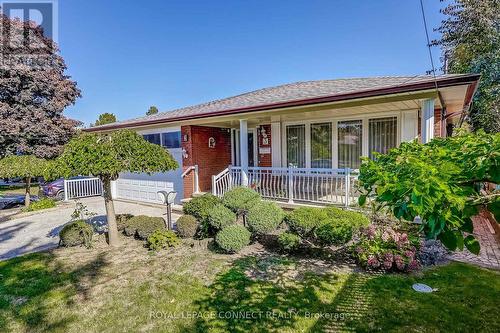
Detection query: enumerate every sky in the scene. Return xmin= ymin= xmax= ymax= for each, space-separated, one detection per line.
xmin=54 ymin=0 xmax=446 ymax=126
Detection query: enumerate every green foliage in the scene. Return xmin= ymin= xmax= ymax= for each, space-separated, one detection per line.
xmin=278 ymin=232 xmax=301 ymax=253
xmin=285 ymin=206 xmax=369 ymax=246
xmin=176 ymin=215 xmax=198 ymax=238
xmin=59 ymin=220 xmax=93 ymax=248
xmin=123 ymin=215 xmax=166 ymax=240
xmin=71 ymin=201 xmax=97 ymax=221
xmin=433 ymin=0 xmax=499 ymax=132
xmin=0 ymin=155 xmax=49 ymax=179
xmin=215 ymin=225 xmax=251 ymax=253
xmin=246 ymin=201 xmax=284 ymax=234
xmin=22 ymin=198 xmax=56 ymax=212
xmin=353 ymin=225 xmax=421 ymax=272
xmin=147 ymin=230 xmax=180 ymax=251
xmin=358 ymin=132 xmax=500 ymax=254
xmin=222 ymin=187 xmax=261 ymax=213
xmin=146 ymin=106 xmax=159 ymax=116
xmin=93 ymin=112 xmax=117 ymax=127
xmin=207 ymin=204 xmax=236 ymax=230
xmin=116 ymin=214 xmax=134 ymax=231
xmin=183 ymin=194 xmax=221 ymax=223
xmin=52 ymin=130 xmax=178 ymax=181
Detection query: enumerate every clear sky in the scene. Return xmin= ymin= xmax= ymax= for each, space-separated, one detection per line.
xmin=57 ymin=0 xmax=446 ymax=126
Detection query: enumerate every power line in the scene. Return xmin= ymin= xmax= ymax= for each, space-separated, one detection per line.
xmin=419 ymin=0 xmax=439 ymax=91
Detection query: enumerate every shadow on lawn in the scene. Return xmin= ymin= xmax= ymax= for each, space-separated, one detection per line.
xmin=180 ymin=253 xmax=375 ymax=333
xmin=0 ymin=251 xmax=109 ymax=332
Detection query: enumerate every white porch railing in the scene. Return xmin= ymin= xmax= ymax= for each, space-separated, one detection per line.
xmin=212 ymin=166 xmax=358 ymax=207
xmin=64 ymin=177 xmax=103 ymax=201
xmin=181 ymin=165 xmax=200 ymax=194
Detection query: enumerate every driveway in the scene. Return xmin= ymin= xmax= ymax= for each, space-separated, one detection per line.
xmin=0 ymin=197 xmax=180 ymax=261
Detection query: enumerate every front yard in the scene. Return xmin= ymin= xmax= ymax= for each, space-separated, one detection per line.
xmin=0 ymin=234 xmax=498 ymax=333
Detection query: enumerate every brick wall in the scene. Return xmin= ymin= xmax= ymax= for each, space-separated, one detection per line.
xmin=418 ymin=108 xmax=445 ymax=141
xmin=181 ymin=125 xmax=231 ymax=198
xmin=257 ymin=124 xmax=272 ymax=167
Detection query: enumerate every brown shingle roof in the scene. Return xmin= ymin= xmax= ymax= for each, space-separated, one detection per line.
xmin=87 ymin=74 xmax=479 ymax=131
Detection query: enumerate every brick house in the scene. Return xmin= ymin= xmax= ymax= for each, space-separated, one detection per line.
xmin=86 ymin=74 xmax=480 ymax=206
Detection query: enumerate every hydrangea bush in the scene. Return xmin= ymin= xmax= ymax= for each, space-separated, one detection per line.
xmin=354 ymin=225 xmax=422 ymax=272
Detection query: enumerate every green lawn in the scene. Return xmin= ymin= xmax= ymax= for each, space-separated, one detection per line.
xmin=0 ymin=185 xmax=39 ymax=196
xmin=0 ymin=237 xmax=498 ymax=333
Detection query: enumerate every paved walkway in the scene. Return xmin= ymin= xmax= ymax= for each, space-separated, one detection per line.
xmin=0 ymin=197 xmax=179 ymax=261
xmin=451 ymin=212 xmax=500 ymax=269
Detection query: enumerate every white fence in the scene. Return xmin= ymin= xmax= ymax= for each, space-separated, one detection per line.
xmin=64 ymin=177 xmax=103 ymax=200
xmin=212 ymin=166 xmax=358 ymax=207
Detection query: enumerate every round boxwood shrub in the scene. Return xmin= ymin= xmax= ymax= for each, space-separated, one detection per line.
xmin=116 ymin=213 xmax=134 ymax=231
xmin=207 ymin=204 xmax=236 ymax=230
xmin=246 ymin=201 xmax=284 ymax=234
xmin=176 ymin=215 xmax=198 ymax=238
xmin=215 ymin=225 xmax=251 ymax=253
xmin=124 ymin=215 xmax=166 ymax=240
xmin=183 ymin=194 xmax=221 ymax=223
xmin=278 ymin=232 xmax=301 ymax=252
xmin=285 ymin=207 xmax=329 ymax=237
xmin=222 ymin=187 xmax=261 ymax=213
xmin=147 ymin=230 xmax=181 ymax=251
xmin=59 ymin=220 xmax=93 ymax=248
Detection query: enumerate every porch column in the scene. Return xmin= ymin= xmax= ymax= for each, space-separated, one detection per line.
xmin=271 ymin=118 xmax=281 ymax=167
xmin=421 ymin=98 xmax=435 ymax=143
xmin=239 ymin=119 xmax=249 ymax=186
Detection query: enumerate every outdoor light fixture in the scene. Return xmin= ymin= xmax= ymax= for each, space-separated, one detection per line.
xmin=157 ymin=190 xmax=177 ymax=230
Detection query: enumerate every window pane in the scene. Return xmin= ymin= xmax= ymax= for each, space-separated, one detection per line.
xmin=311 ymin=122 xmax=332 ymax=168
xmin=143 ymin=133 xmax=161 ymax=145
xmin=286 ymin=125 xmax=305 ymax=167
xmin=161 ymin=131 xmax=181 ymax=148
xmin=338 ymin=120 xmax=362 ymax=169
xmin=369 ymin=117 xmax=397 ymax=159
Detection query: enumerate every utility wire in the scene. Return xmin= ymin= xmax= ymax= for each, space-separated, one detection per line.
xmin=419 ymin=0 xmax=439 ymax=92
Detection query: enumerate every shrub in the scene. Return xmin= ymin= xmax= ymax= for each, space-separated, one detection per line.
xmin=207 ymin=204 xmax=236 ymax=230
xmin=278 ymin=232 xmax=301 ymax=253
xmin=215 ymin=225 xmax=251 ymax=253
xmin=246 ymin=201 xmax=284 ymax=234
xmin=124 ymin=215 xmax=166 ymax=239
xmin=59 ymin=220 xmax=93 ymax=248
xmin=353 ymin=225 xmax=422 ymax=272
xmin=285 ymin=207 xmax=328 ymax=237
xmin=116 ymin=214 xmax=134 ymax=231
xmin=183 ymin=193 xmax=220 ymax=223
xmin=22 ymin=198 xmax=56 ymax=212
xmin=176 ymin=215 xmax=198 ymax=238
xmin=147 ymin=230 xmax=181 ymax=251
xmin=222 ymin=187 xmax=261 ymax=213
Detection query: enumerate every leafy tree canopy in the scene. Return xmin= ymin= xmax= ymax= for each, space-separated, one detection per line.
xmin=358 ymin=132 xmax=500 ymax=254
xmin=146 ymin=106 xmax=159 ymax=116
xmin=0 ymin=15 xmax=81 ymax=159
xmin=433 ymin=0 xmax=499 ymax=132
xmin=93 ymin=113 xmax=117 ymax=127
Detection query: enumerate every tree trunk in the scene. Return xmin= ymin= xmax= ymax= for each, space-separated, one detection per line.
xmin=24 ymin=177 xmax=31 ymax=207
xmin=102 ymin=177 xmax=119 ymax=246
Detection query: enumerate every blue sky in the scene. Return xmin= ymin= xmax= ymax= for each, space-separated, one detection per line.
xmin=56 ymin=0 xmax=445 ymax=125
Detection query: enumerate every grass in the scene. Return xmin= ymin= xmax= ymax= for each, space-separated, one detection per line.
xmin=0 ymin=236 xmax=498 ymax=333
xmin=0 ymin=185 xmax=39 ymax=196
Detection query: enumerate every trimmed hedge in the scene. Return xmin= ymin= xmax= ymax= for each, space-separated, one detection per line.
xmin=207 ymin=204 xmax=236 ymax=230
xmin=59 ymin=220 xmax=93 ymax=248
xmin=183 ymin=194 xmax=220 ymax=223
xmin=278 ymin=232 xmax=301 ymax=252
xmin=147 ymin=230 xmax=180 ymax=251
xmin=222 ymin=187 xmax=261 ymax=213
xmin=215 ymin=225 xmax=251 ymax=253
xmin=124 ymin=215 xmax=166 ymax=240
xmin=176 ymin=215 xmax=198 ymax=238
xmin=246 ymin=201 xmax=284 ymax=234
xmin=116 ymin=214 xmax=134 ymax=231
xmin=285 ymin=206 xmax=369 ymax=246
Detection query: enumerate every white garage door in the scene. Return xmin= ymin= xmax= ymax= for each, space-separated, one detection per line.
xmin=115 ymin=149 xmax=183 ymax=204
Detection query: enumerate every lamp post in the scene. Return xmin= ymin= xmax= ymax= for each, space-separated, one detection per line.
xmin=157 ymin=190 xmax=177 ymax=230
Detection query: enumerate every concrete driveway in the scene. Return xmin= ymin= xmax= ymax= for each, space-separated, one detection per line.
xmin=0 ymin=197 xmax=179 ymax=261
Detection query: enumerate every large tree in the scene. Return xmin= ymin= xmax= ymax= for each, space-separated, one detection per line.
xmin=53 ymin=130 xmax=178 ymax=246
xmin=0 ymin=15 xmax=81 ymax=158
xmin=146 ymin=106 xmax=159 ymax=116
xmin=0 ymin=155 xmax=48 ymax=206
xmin=433 ymin=0 xmax=499 ymax=133
xmin=93 ymin=113 xmax=117 ymax=126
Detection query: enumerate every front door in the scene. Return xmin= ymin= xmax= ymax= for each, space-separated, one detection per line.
xmin=232 ymin=129 xmax=257 ymax=167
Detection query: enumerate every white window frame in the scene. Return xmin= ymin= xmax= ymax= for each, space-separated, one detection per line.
xmin=281 ymin=111 xmax=403 ymax=168
xmin=137 ymin=126 xmax=182 ymax=152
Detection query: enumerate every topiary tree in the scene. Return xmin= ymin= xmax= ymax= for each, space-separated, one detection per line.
xmin=207 ymin=204 xmax=236 ymax=230
xmin=222 ymin=187 xmax=261 ymax=214
xmin=358 ymin=132 xmax=500 ymax=254
xmin=246 ymin=201 xmax=284 ymax=234
xmin=53 ymin=130 xmax=178 ymax=246
xmin=215 ymin=224 xmax=251 ymax=253
xmin=176 ymin=215 xmax=198 ymax=238
xmin=0 ymin=155 xmax=49 ymax=206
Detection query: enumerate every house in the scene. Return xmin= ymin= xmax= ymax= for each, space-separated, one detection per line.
xmin=86 ymin=74 xmax=480 ymax=206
